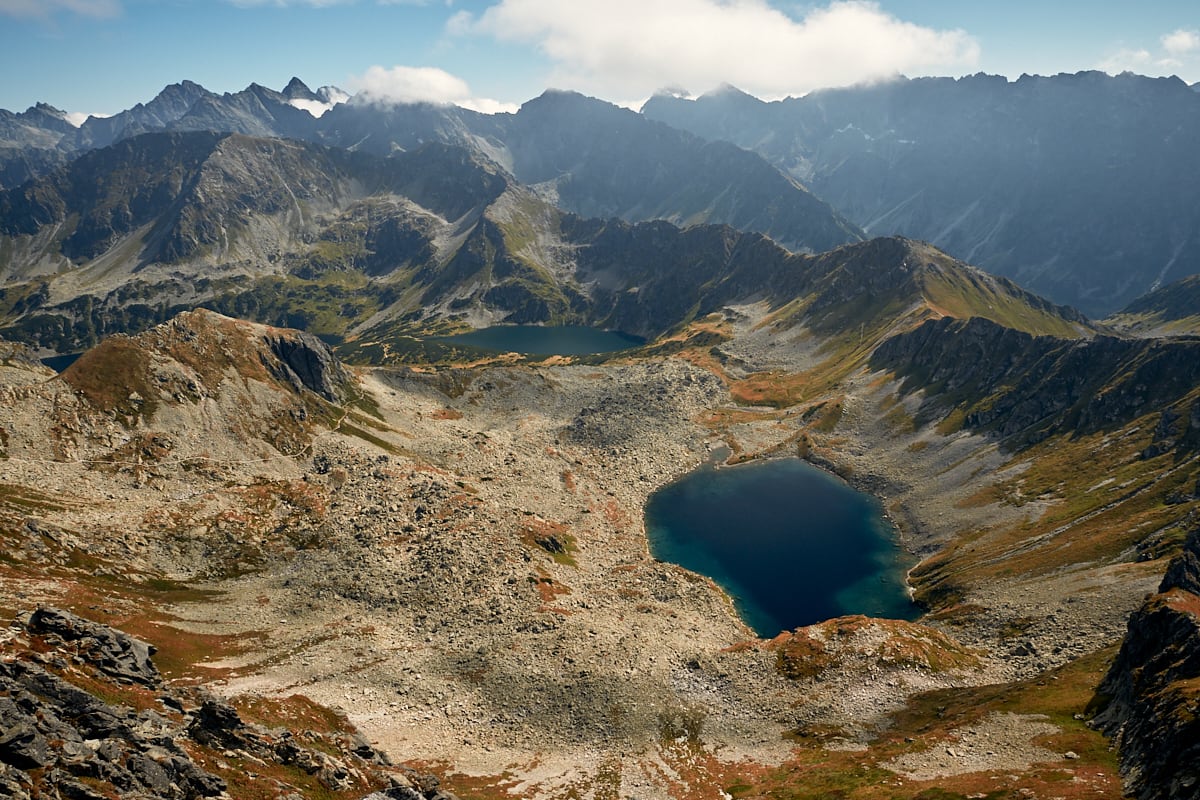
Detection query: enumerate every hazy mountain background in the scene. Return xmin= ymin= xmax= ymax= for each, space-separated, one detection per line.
xmin=642 ymin=71 xmax=1200 ymax=317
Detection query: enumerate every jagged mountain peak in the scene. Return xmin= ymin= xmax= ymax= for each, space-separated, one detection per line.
xmin=28 ymin=102 xmax=68 ymax=119
xmin=71 ymin=80 xmax=213 ymax=150
xmin=157 ymin=78 xmax=206 ymax=96
xmin=316 ymin=85 xmax=349 ymax=105
xmin=699 ymin=83 xmax=763 ymax=103
xmin=282 ymin=76 xmax=318 ymax=101
xmin=516 ymin=88 xmax=631 ymax=118
xmin=143 ymin=79 xmax=211 ymax=112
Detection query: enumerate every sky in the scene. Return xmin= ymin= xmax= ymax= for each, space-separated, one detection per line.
xmin=1 ymin=0 xmax=1198 ymax=119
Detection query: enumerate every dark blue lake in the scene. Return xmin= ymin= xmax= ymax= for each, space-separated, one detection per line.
xmin=644 ymin=457 xmax=919 ymax=638
xmin=436 ymin=325 xmax=644 ymax=356
xmin=41 ymin=353 xmax=82 ymax=373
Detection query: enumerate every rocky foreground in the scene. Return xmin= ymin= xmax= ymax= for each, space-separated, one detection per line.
xmin=0 ymin=307 xmax=1185 ymax=797
xmin=0 ymin=606 xmax=460 ymax=800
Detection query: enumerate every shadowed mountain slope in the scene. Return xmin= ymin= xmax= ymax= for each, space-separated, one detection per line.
xmin=0 ymin=127 xmax=1083 ymax=358
xmin=1106 ymin=273 xmax=1200 ymax=336
xmin=643 ymin=72 xmax=1200 ymax=316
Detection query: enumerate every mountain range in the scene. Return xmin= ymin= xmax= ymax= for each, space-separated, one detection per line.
xmin=643 ymin=71 xmax=1200 ymax=317
xmin=0 ymin=123 xmax=1090 ymax=359
xmin=7 ymin=72 xmax=1200 ymax=317
xmin=1 ymin=73 xmax=1199 ymax=800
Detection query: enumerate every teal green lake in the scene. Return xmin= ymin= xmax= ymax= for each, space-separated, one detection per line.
xmin=644 ymin=457 xmax=919 ymax=638
xmin=435 ymin=325 xmax=644 ymax=355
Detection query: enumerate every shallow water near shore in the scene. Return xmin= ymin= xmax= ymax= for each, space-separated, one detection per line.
xmin=644 ymin=457 xmax=919 ymax=638
xmin=435 ymin=325 xmax=644 ymax=355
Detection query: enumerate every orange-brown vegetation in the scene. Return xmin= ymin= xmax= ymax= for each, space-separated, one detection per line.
xmin=730 ymin=371 xmax=812 ymax=408
xmin=770 ymin=616 xmax=981 ymax=681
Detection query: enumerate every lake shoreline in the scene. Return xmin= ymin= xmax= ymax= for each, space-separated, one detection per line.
xmin=644 ymin=455 xmax=919 ymax=638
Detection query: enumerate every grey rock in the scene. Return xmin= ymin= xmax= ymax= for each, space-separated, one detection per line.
xmin=27 ymin=607 xmax=161 ymax=687
xmin=0 ymin=713 xmax=53 ymax=769
xmin=267 ymin=332 xmax=352 ymax=403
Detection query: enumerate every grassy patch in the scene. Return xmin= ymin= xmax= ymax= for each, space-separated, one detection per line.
xmin=772 ymin=617 xmax=980 ymax=681
xmin=117 ymin=617 xmax=267 ymax=681
xmin=233 ymin=693 xmax=355 ymax=735
xmin=519 ymin=517 xmax=578 ymax=567
xmin=922 ymin=271 xmax=1091 ymax=339
xmin=730 ymin=370 xmax=812 ymax=408
xmin=0 ymin=482 xmax=71 ymax=513
xmin=60 ymin=336 xmax=159 ymax=426
xmin=337 ymin=421 xmax=403 ymax=454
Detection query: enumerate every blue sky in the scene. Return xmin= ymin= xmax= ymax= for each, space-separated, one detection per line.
xmin=2 ymin=0 xmax=1198 ymax=118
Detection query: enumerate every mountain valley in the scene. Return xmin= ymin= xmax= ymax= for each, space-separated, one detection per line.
xmin=1 ymin=75 xmax=1199 ymax=800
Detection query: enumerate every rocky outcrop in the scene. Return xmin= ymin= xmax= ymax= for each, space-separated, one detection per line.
xmin=1093 ymin=528 xmax=1200 ymax=800
xmin=267 ymin=330 xmax=353 ymax=403
xmin=26 ymin=607 xmax=160 ymax=687
xmin=0 ymin=628 xmax=227 ymax=799
xmin=0 ymin=340 xmax=50 ymax=374
xmin=0 ymin=608 xmax=461 ymax=800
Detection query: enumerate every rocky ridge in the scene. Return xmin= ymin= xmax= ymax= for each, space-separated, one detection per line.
xmin=0 ymin=79 xmax=862 ymax=262
xmin=871 ymin=315 xmax=1200 ymax=450
xmin=1094 ymin=527 xmax=1200 ymax=800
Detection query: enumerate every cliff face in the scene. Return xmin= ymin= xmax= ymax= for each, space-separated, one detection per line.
xmin=1093 ymin=528 xmax=1200 ymax=799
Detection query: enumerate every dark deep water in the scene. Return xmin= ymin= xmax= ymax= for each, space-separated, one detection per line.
xmin=644 ymin=457 xmax=919 ymax=638
xmin=41 ymin=353 xmax=82 ymax=372
xmin=435 ymin=325 xmax=644 ymax=355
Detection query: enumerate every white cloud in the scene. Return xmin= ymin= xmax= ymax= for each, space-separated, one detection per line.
xmin=0 ymin=0 xmax=119 ymax=17
xmin=351 ymin=65 xmax=472 ymax=104
xmin=1098 ymin=47 xmax=1156 ymax=74
xmin=1163 ymin=29 xmax=1200 ymax=57
xmin=1099 ymin=30 xmax=1200 ymax=80
xmin=64 ymin=111 xmax=111 ymax=127
xmin=286 ymin=86 xmax=350 ymax=116
xmin=225 ymin=0 xmax=431 ymax=5
xmin=452 ymin=0 xmax=979 ymax=99
xmin=458 ymin=96 xmax=520 ymax=114
xmin=225 ymin=0 xmax=354 ymax=6
xmin=288 ymin=98 xmax=337 ymax=117
xmin=348 ymin=65 xmax=518 ymax=113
